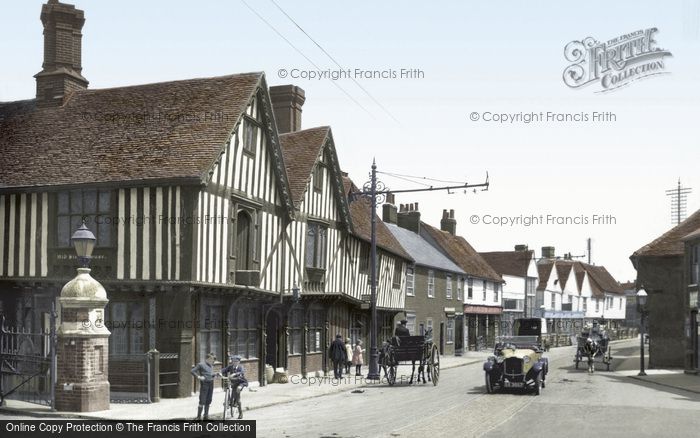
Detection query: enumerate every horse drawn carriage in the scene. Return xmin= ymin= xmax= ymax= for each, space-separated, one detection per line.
xmin=380 ymin=330 xmax=440 ymax=386
xmin=574 ymin=321 xmax=612 ymax=372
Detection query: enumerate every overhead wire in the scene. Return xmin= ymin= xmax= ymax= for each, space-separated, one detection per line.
xmin=241 ymin=0 xmax=375 ymax=119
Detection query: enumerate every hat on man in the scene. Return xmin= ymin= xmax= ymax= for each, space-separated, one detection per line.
xmin=400 ymin=319 xmax=408 ymax=325
xmin=336 ymin=333 xmax=342 ymax=339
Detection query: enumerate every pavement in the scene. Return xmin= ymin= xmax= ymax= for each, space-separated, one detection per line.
xmin=0 ymin=350 xmax=493 ymax=420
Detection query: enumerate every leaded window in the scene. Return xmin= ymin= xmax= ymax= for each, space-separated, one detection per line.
xmin=57 ymin=189 xmax=112 ymax=247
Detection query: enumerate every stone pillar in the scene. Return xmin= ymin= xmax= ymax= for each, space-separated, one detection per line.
xmin=55 ymin=268 xmax=110 ymax=412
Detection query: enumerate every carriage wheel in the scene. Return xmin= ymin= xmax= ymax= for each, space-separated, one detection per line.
xmin=430 ymin=344 xmax=440 ymax=386
xmin=387 ymin=364 xmax=397 ymax=386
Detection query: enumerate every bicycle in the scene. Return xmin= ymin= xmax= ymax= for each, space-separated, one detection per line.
xmin=221 ymin=372 xmax=244 ymax=420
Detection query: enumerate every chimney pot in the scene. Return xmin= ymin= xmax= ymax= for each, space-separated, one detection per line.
xmin=269 ymin=85 xmax=306 ymax=133
xmin=541 ymin=246 xmax=556 ymax=259
xmin=397 ymin=201 xmax=421 ymax=234
xmin=440 ymin=207 xmax=457 ymax=235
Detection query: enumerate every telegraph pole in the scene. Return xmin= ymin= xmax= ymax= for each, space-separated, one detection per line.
xmin=666 ymin=178 xmax=692 ymax=225
xmin=353 ymin=161 xmax=489 ymax=380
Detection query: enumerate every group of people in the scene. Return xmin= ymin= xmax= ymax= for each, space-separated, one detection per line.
xmin=191 ymin=353 xmax=248 ymax=421
xmin=190 ymin=321 xmax=412 ymax=420
xmin=328 ymin=335 xmax=365 ymax=379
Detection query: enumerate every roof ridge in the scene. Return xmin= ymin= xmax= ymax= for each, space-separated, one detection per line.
xmin=74 ymin=72 xmax=265 ymax=95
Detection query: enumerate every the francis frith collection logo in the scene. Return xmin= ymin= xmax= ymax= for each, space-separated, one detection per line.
xmin=563 ymin=28 xmax=672 ymax=92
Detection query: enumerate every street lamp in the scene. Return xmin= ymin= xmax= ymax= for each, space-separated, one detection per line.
xmin=71 ymin=221 xmax=96 ymax=267
xmin=636 ymin=288 xmax=648 ymax=376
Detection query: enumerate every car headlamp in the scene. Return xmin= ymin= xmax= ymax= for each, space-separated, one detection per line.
xmin=522 ymin=355 xmax=531 ymax=364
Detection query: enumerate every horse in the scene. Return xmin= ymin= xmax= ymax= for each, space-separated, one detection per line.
xmin=409 ymin=328 xmax=433 ymax=385
xmin=582 ymin=337 xmax=598 ymax=373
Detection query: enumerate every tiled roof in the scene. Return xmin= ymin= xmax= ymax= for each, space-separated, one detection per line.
xmin=536 ymin=263 xmax=553 ymax=291
xmin=343 ymin=178 xmax=411 ymax=261
xmin=0 ymin=73 xmax=268 ymax=188
xmin=479 ymin=250 xmax=534 ymax=278
xmin=574 ymin=263 xmax=586 ymax=291
xmin=555 ymin=262 xmax=573 ymax=291
xmin=537 ymin=259 xmax=623 ymax=297
xmin=386 ymin=223 xmax=463 ymax=273
xmin=682 ymin=225 xmax=700 ymax=242
xmin=583 ymin=264 xmax=624 ymax=296
xmin=420 ymin=224 xmax=502 ymax=282
xmin=632 ymin=208 xmax=700 ymax=257
xmin=279 ymin=127 xmax=329 ymax=206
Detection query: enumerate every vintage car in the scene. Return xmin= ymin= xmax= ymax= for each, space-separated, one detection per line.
xmin=483 ymin=318 xmax=549 ymax=395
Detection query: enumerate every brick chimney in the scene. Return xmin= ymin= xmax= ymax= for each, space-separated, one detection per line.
xmin=269 ymin=85 xmax=306 ymax=133
xmin=541 ymin=246 xmax=555 ymax=259
xmin=34 ymin=0 xmax=89 ymax=107
xmin=382 ymin=193 xmax=397 ymax=224
xmin=440 ymin=209 xmax=457 ymax=235
xmin=397 ymin=202 xmax=421 ymax=234
xmin=515 ymin=244 xmax=529 ymax=251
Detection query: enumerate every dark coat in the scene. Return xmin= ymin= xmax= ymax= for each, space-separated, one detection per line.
xmin=221 ymin=363 xmax=248 ymax=387
xmin=394 ymin=324 xmax=410 ymax=337
xmin=328 ymin=338 xmax=347 ymax=362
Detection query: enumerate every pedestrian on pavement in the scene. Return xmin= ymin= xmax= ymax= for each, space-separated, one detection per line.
xmin=191 ymin=352 xmax=217 ymax=421
xmin=345 ymin=338 xmax=353 ymax=374
xmin=352 ymin=339 xmax=365 ymax=376
xmin=328 ymin=334 xmax=347 ymax=379
xmin=220 ymin=354 xmax=248 ymax=419
xmin=395 ymin=319 xmax=410 ymax=337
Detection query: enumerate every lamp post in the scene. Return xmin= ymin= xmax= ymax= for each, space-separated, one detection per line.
xmin=636 ymin=288 xmax=648 ymax=376
xmin=55 ymin=222 xmax=110 ymax=412
xmin=349 ymin=161 xmax=490 ymax=381
xmin=72 ymin=221 xmax=96 ymax=267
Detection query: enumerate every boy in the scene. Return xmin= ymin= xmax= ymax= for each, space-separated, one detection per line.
xmin=191 ymin=352 xmax=216 ymax=420
xmin=220 ymin=354 xmax=248 ymax=419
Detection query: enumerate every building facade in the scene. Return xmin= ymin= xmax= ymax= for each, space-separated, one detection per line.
xmin=480 ymin=247 xmax=538 ymax=334
xmin=383 ymin=203 xmax=465 ymax=356
xmin=420 ymin=210 xmax=504 ymax=351
xmin=630 ymin=210 xmax=700 ymax=370
xmin=0 ymin=0 xmax=412 ymax=402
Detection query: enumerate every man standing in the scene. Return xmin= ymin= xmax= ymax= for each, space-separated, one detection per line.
xmin=395 ymin=319 xmax=410 ymax=337
xmin=328 ymin=334 xmax=347 ymax=379
xmin=191 ymin=352 xmax=216 ymax=421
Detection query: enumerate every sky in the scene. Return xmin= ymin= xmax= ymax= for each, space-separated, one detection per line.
xmin=2 ymin=0 xmax=699 ymax=282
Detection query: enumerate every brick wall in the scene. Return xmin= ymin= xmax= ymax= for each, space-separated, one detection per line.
xmin=306 ymin=353 xmax=323 ymax=375
xmin=55 ymin=336 xmax=109 ymax=412
xmin=288 ymin=355 xmax=302 ymax=375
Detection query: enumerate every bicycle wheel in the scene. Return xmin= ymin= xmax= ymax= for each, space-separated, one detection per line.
xmin=222 ymin=388 xmax=230 ymax=420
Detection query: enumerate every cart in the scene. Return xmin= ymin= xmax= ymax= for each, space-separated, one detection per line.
xmin=380 ymin=335 xmax=440 ymax=386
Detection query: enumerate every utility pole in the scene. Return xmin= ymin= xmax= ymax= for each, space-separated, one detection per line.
xmin=587 ymin=238 xmax=592 ymax=265
xmin=352 ymin=160 xmax=489 ymax=380
xmin=666 ymin=178 xmax=692 ymax=225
